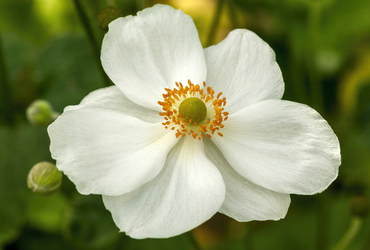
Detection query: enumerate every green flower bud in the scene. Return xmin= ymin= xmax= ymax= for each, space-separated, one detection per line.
xmin=97 ymin=6 xmax=124 ymax=31
xmin=351 ymin=195 xmax=369 ymax=218
xmin=27 ymin=162 xmax=63 ymax=195
xmin=26 ymin=99 xmax=59 ymax=126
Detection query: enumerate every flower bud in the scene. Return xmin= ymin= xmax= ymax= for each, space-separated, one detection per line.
xmin=351 ymin=195 xmax=369 ymax=218
xmin=97 ymin=6 xmax=124 ymax=31
xmin=26 ymin=99 xmax=59 ymax=126
xmin=27 ymin=162 xmax=62 ymax=195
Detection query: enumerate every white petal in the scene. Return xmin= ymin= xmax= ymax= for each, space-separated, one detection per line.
xmin=203 ymin=138 xmax=290 ymax=221
xmin=204 ymin=29 xmax=284 ymax=113
xmin=103 ymin=136 xmax=225 ymax=239
xmin=48 ymin=107 xmax=177 ymax=196
xmin=212 ymin=100 xmax=341 ymax=195
xmin=65 ymin=86 xmax=161 ymax=123
xmin=101 ymin=4 xmax=207 ymax=111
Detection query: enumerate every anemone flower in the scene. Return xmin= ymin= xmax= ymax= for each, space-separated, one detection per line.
xmin=48 ymin=4 xmax=341 ymax=239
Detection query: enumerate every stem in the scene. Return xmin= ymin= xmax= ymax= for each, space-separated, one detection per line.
xmin=72 ymin=0 xmax=111 ymax=87
xmin=289 ymin=52 xmax=308 ymax=103
xmin=187 ymin=231 xmax=202 ymax=250
xmin=0 ymin=31 xmax=14 ymax=125
xmin=136 ymin=0 xmax=146 ymax=10
xmin=280 ymin=0 xmax=308 ymax=103
xmin=206 ymin=0 xmax=226 ymax=47
xmin=332 ymin=217 xmax=362 ymax=250
xmin=244 ymin=222 xmax=254 ymax=250
xmin=227 ymin=0 xmax=239 ymax=28
xmin=316 ymin=194 xmax=331 ymax=250
xmin=307 ymin=0 xmax=323 ymax=112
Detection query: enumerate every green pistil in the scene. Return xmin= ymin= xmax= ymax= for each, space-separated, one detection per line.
xmin=178 ymin=97 xmax=207 ymax=124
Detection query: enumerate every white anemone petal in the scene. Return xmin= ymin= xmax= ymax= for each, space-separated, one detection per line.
xmin=101 ymin=4 xmax=207 ymax=111
xmin=48 ymin=106 xmax=177 ymax=196
xmin=65 ymin=86 xmax=161 ymax=123
xmin=103 ymin=136 xmax=225 ymax=239
xmin=212 ymin=100 xmax=340 ymax=195
xmin=205 ymin=29 xmax=284 ymax=113
xmin=204 ymin=138 xmax=290 ymax=221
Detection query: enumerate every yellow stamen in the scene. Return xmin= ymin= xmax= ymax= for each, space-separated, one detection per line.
xmin=157 ymin=80 xmax=228 ymax=140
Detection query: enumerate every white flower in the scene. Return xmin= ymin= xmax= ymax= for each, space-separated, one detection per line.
xmin=48 ymin=4 xmax=341 ymax=239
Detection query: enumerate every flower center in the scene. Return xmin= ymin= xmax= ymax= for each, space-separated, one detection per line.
xmin=158 ymin=80 xmax=228 ymax=140
xmin=178 ymin=97 xmax=207 ymax=124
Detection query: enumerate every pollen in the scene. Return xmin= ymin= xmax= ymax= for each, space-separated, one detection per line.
xmin=158 ymin=80 xmax=228 ymax=140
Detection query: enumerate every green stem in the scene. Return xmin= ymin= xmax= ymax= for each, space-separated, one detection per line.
xmin=316 ymin=194 xmax=331 ymax=250
xmin=136 ymin=0 xmax=146 ymax=10
xmin=308 ymin=0 xmax=323 ymax=112
xmin=0 ymin=31 xmax=14 ymax=125
xmin=332 ymin=217 xmax=362 ymax=250
xmin=206 ymin=0 xmax=226 ymax=47
xmin=72 ymin=0 xmax=111 ymax=87
xmin=187 ymin=231 xmax=202 ymax=250
xmin=227 ymin=0 xmax=239 ymax=28
xmin=244 ymin=222 xmax=254 ymax=250
xmin=281 ymin=0 xmax=308 ymax=103
xmin=289 ymin=52 xmax=308 ymax=103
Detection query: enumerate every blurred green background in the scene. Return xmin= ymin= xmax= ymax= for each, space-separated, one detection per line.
xmin=1 ymin=0 xmax=370 ymax=249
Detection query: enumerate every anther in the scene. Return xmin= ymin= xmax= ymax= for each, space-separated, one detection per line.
xmin=158 ymin=80 xmax=228 ymax=140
